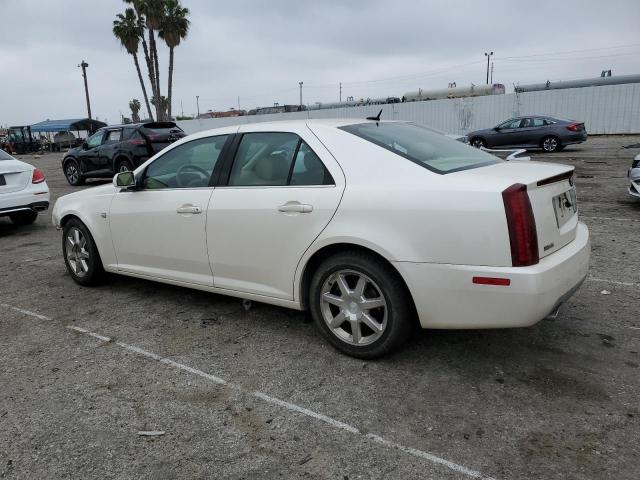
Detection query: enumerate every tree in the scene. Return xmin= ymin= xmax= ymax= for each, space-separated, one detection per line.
xmin=151 ymin=95 xmax=169 ymax=120
xmin=159 ymin=0 xmax=190 ymax=119
xmin=113 ymin=8 xmax=154 ymax=120
xmin=129 ymin=99 xmax=141 ymax=122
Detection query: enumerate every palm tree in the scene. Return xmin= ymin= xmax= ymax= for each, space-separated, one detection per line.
xmin=129 ymin=99 xmax=141 ymax=122
xmin=151 ymin=95 xmax=169 ymax=120
xmin=113 ymin=8 xmax=154 ymax=120
xmin=124 ymin=0 xmax=164 ymax=120
xmin=159 ymin=0 xmax=190 ymax=119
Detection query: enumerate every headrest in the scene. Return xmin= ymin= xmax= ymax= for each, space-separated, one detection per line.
xmin=256 ymin=152 xmax=289 ymax=181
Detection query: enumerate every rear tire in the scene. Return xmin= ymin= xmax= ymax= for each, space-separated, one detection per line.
xmin=64 ymin=159 xmax=85 ymax=186
xmin=541 ymin=136 xmax=561 ymax=153
xmin=10 ymin=211 xmax=38 ymax=225
xmin=62 ymin=219 xmax=105 ymax=286
xmin=309 ymin=251 xmax=414 ymax=359
xmin=471 ymin=137 xmax=486 ymax=149
xmin=117 ymin=159 xmax=134 ymax=173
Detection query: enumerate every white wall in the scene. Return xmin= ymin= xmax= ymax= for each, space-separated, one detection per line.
xmin=178 ymin=83 xmax=640 ymax=135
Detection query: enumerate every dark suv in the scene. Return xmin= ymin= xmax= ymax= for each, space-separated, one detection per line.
xmin=62 ymin=122 xmax=185 ymax=186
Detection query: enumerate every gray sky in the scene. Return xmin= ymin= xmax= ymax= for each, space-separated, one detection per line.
xmin=1 ymin=0 xmax=639 ymax=126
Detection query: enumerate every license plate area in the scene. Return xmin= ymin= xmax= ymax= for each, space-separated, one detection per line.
xmin=553 ymin=187 xmax=577 ymax=228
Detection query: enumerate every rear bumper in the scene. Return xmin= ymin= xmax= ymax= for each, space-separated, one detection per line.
xmin=0 ymin=201 xmax=49 ymax=216
xmin=0 ymin=183 xmax=50 ymax=216
xmin=394 ymin=222 xmax=590 ymax=329
xmin=562 ymin=132 xmax=587 ymax=144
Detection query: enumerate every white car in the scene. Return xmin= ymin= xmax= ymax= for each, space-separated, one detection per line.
xmin=52 ymin=120 xmax=590 ymax=358
xmin=0 ymin=149 xmax=49 ymax=225
xmin=629 ymin=154 xmax=640 ymax=198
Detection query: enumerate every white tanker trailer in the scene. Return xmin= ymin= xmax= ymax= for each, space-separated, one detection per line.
xmin=514 ymin=74 xmax=640 ymax=93
xmin=402 ymin=83 xmax=505 ymax=102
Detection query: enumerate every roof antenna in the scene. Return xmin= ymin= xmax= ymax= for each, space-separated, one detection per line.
xmin=366 ymin=109 xmax=382 ymax=121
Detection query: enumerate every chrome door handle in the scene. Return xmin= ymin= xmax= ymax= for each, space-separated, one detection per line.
xmin=176 ymin=204 xmax=202 ymax=214
xmin=278 ymin=202 xmax=313 ymax=213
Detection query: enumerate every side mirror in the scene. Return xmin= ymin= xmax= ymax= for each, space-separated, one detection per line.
xmin=82 ymin=142 xmax=89 ymax=150
xmin=113 ymin=171 xmax=135 ymax=189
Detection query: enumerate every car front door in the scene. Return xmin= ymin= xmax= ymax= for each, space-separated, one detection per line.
xmin=491 ymin=119 xmax=523 ymax=147
xmin=207 ymin=126 xmax=344 ymax=299
xmin=77 ymin=130 xmax=106 ymax=173
xmin=98 ymin=129 xmax=123 ymax=173
xmin=108 ymin=134 xmax=232 ymax=285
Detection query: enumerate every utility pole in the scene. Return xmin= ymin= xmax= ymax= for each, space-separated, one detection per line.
xmin=180 ymin=100 xmax=184 ymax=117
xmin=339 ymin=82 xmax=342 ymax=102
xmin=196 ymin=95 xmax=200 ymax=117
xmin=78 ymin=60 xmax=92 ymax=119
xmin=237 ymin=96 xmax=241 ymax=111
xmin=299 ymin=81 xmax=303 ymax=107
xmin=484 ymin=52 xmax=493 ymax=85
xmin=490 ymin=62 xmax=494 ymax=84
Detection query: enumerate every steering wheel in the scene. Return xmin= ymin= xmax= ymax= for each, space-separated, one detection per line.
xmin=176 ymin=164 xmax=210 ymax=187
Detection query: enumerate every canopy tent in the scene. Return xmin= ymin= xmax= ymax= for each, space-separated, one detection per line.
xmin=30 ymin=118 xmax=106 ymax=133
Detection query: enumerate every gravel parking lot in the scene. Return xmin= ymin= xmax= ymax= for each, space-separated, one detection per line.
xmin=1 ymin=136 xmax=639 ymax=480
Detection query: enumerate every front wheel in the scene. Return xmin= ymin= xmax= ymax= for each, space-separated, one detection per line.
xmin=62 ymin=219 xmax=105 ymax=286
xmin=309 ymin=251 xmax=414 ymax=359
xmin=471 ymin=137 xmax=486 ymax=149
xmin=541 ymin=136 xmax=561 ymax=153
xmin=64 ymin=159 xmax=85 ymax=186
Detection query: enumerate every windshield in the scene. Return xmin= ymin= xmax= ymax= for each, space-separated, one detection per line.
xmin=340 ymin=122 xmax=499 ymax=174
xmin=0 ymin=149 xmax=13 ymax=160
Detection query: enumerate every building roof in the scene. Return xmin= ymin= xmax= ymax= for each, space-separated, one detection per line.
xmin=30 ymin=118 xmax=107 ymax=133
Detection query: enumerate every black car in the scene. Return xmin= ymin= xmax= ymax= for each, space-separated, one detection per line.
xmin=62 ymin=122 xmax=185 ymax=186
xmin=467 ymin=116 xmax=587 ymax=153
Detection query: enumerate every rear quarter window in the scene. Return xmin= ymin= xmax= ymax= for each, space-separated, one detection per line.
xmin=340 ymin=122 xmax=499 ymax=174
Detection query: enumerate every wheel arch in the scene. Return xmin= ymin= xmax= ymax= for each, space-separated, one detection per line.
xmin=296 ymin=241 xmax=417 ymax=319
xmin=59 ymin=212 xmax=109 ymax=267
xmin=112 ymin=154 xmax=133 ymax=172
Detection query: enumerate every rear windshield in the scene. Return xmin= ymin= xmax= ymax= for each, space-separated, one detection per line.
xmin=0 ymin=149 xmax=13 ymax=160
xmin=140 ymin=123 xmax=184 ymax=136
xmin=340 ymin=122 xmax=499 ymax=174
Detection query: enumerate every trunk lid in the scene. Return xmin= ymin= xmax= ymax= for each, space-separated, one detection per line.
xmin=453 ymin=160 xmax=578 ymax=261
xmin=0 ymin=158 xmax=31 ymax=194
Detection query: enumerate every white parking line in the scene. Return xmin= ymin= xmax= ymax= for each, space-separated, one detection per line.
xmin=581 ymin=216 xmax=640 ymax=223
xmin=588 ymin=277 xmax=640 ymax=287
xmin=0 ymin=301 xmax=495 ymax=480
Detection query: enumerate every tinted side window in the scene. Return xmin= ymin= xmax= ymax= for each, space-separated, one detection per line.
xmin=105 ymin=130 xmax=122 ymax=143
xmin=228 ymin=132 xmax=298 ymax=186
xmin=121 ymin=128 xmax=135 ymax=141
xmin=290 ymin=141 xmax=333 ymax=185
xmin=532 ymin=118 xmax=545 ymax=127
xmin=143 ymin=135 xmax=229 ymax=189
xmin=86 ymin=131 xmax=104 ymax=149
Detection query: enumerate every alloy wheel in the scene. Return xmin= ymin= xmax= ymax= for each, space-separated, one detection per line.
xmin=65 ymin=227 xmax=90 ymax=277
xmin=66 ymin=164 xmax=79 ymax=183
xmin=543 ymin=137 xmax=558 ymax=152
xmin=320 ymin=269 xmax=388 ymax=346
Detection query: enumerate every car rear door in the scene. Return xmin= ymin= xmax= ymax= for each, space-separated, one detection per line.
xmin=206 ymin=125 xmax=345 ymax=300
xmin=517 ymin=118 xmax=546 ymax=147
xmin=98 ymin=128 xmax=123 ymax=173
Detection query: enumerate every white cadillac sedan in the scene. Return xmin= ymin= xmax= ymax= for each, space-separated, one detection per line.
xmin=1 ymin=149 xmax=50 ymax=225
xmin=52 ymin=119 xmax=590 ymax=358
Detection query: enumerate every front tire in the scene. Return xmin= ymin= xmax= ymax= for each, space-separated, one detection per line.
xmin=471 ymin=137 xmax=486 ymax=149
xmin=309 ymin=251 xmax=414 ymax=359
xmin=541 ymin=136 xmax=561 ymax=153
xmin=10 ymin=211 xmax=38 ymax=225
xmin=62 ymin=219 xmax=105 ymax=286
xmin=64 ymin=159 xmax=85 ymax=186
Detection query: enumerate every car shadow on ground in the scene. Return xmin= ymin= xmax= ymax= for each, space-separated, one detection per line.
xmin=0 ymin=218 xmax=48 ymax=239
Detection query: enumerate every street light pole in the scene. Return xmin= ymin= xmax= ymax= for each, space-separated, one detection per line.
xmin=78 ymin=60 xmax=92 ymax=119
xmin=484 ymin=52 xmax=493 ymax=85
xmin=196 ymin=95 xmax=200 ymax=117
xmin=299 ymin=82 xmax=303 ymax=108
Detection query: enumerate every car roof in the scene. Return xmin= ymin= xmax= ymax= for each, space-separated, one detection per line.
xmin=103 ymin=121 xmax=179 ymax=129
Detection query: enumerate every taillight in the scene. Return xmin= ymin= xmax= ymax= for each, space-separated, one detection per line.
xmin=502 ymin=183 xmax=539 ymax=267
xmin=129 ymin=138 xmax=145 ymax=145
xmin=566 ymin=123 xmax=580 ymax=132
xmin=32 ymin=168 xmax=45 ymax=184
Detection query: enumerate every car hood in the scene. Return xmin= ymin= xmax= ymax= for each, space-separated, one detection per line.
xmin=62 ymin=183 xmax=117 ymax=201
xmin=0 ymin=158 xmax=33 ymax=174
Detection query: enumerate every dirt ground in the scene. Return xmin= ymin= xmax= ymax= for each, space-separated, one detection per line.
xmin=1 ymin=136 xmax=639 ymax=479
